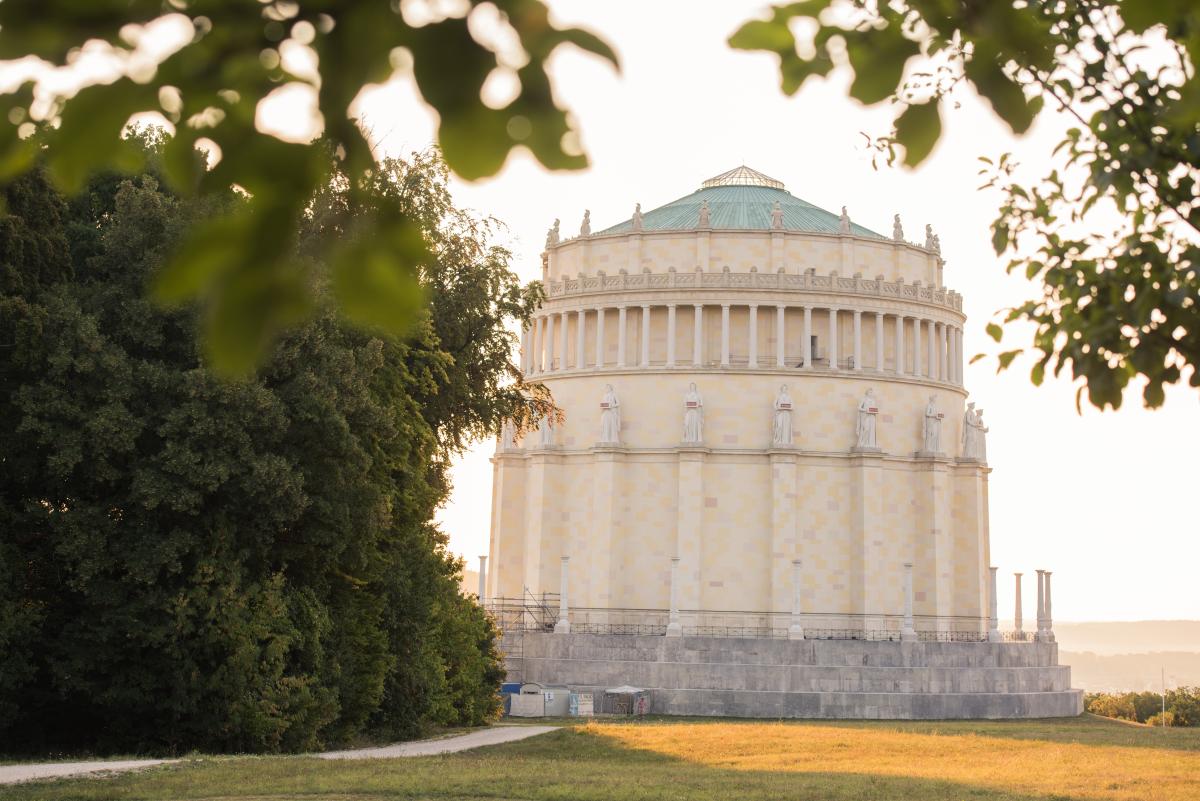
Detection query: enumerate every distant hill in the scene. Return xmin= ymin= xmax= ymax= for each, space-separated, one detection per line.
xmin=1062 ymin=650 xmax=1200 ymax=692
xmin=1050 ymin=620 xmax=1200 ymax=655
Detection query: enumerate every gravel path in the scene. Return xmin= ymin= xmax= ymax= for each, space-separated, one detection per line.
xmin=0 ymin=725 xmax=559 ymax=785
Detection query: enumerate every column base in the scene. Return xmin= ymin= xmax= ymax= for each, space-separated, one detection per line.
xmin=665 ymin=621 xmax=682 ymax=638
xmin=788 ymin=625 xmax=805 ymax=641
xmin=1036 ymin=631 xmax=1055 ymax=643
xmin=554 ymin=619 xmax=571 ymax=635
xmin=900 ymin=627 xmax=917 ymax=642
xmin=988 ymin=629 xmax=1003 ymax=643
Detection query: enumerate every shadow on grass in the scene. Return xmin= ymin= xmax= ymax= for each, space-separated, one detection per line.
xmin=2 ymin=725 xmax=1192 ymax=801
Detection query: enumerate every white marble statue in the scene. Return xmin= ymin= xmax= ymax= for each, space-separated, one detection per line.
xmin=631 ymin=203 xmax=644 ymax=231
xmin=682 ymin=382 xmax=704 ymax=444
xmin=924 ymin=223 xmax=935 ymax=250
xmin=932 ymin=233 xmax=942 ymax=254
xmin=771 ymin=201 xmax=784 ymax=230
xmin=599 ymin=384 xmax=621 ymax=444
xmin=961 ymin=401 xmax=979 ymax=459
xmin=698 ymin=199 xmax=710 ymax=227
xmin=892 ymin=214 xmax=904 ymax=241
xmin=772 ymin=384 xmax=794 ymax=447
xmin=538 ymin=417 xmax=554 ymax=447
xmin=500 ymin=419 xmax=517 ymax=450
xmin=855 ymin=388 xmax=879 ymax=449
xmin=545 ymin=218 xmax=560 ymax=249
xmin=974 ymin=408 xmax=988 ymax=461
xmin=839 ymin=206 xmax=851 ymax=234
xmin=922 ymin=394 xmax=942 ymax=453
xmin=580 ymin=209 xmax=591 ymax=236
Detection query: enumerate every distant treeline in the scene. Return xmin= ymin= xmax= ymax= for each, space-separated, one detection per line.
xmin=1085 ymin=688 xmax=1200 ymax=727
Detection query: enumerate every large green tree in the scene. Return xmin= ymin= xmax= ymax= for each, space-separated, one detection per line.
xmin=0 ymin=1 xmax=616 ymax=374
xmin=731 ymin=1 xmax=1199 ymax=410
xmin=0 ymin=145 xmax=523 ymax=754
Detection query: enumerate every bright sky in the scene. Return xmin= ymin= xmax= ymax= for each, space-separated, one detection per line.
xmin=9 ymin=1 xmax=1197 ymax=622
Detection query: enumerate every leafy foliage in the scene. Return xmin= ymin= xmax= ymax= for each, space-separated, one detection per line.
xmin=0 ymin=1 xmax=616 ymax=374
xmin=731 ymin=1 xmax=1199 ymax=409
xmin=1086 ymin=687 xmax=1200 ymax=727
xmin=0 ymin=147 xmax=527 ymax=754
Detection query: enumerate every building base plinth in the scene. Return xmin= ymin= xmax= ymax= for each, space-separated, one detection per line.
xmin=503 ymin=632 xmax=1083 ymax=720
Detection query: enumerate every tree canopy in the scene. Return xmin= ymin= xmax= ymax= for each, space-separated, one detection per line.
xmin=731 ymin=1 xmax=1199 ymax=410
xmin=0 ymin=146 xmax=525 ymax=753
xmin=0 ymin=1 xmax=616 ymax=374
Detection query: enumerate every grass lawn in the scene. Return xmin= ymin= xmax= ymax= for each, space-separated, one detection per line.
xmin=5 ymin=715 xmax=1199 ymax=801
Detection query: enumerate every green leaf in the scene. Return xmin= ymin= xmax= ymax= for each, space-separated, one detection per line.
xmin=1030 ymin=360 xmax=1046 ymax=386
xmin=964 ymin=41 xmax=1038 ymax=134
xmin=991 ymin=224 xmax=1009 ymax=255
xmin=997 ymin=349 xmax=1022 ymax=370
xmin=985 ymin=322 xmax=1004 ymax=342
xmin=844 ymin=27 xmax=919 ymax=106
xmin=893 ymin=101 xmax=941 ymax=167
xmin=969 ymin=353 xmax=986 ymax=364
xmin=331 ymin=225 xmax=427 ymax=335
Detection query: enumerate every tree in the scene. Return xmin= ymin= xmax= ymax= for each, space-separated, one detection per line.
xmin=0 ymin=1 xmax=617 ymax=374
xmin=731 ymin=1 xmax=1199 ymax=410
xmin=0 ymin=145 xmax=521 ymax=754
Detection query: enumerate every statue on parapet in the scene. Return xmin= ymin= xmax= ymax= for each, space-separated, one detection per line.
xmin=839 ymin=206 xmax=852 ymax=234
xmin=545 ymin=218 xmax=560 ymax=249
xmin=924 ymin=223 xmax=935 ymax=250
xmin=682 ymin=382 xmax=704 ymax=444
xmin=771 ymin=201 xmax=784 ymax=230
xmin=773 ymin=384 xmax=794 ymax=447
xmin=698 ymin=200 xmax=711 ymax=228
xmin=631 ymin=203 xmax=644 ymax=231
xmin=580 ymin=209 xmax=591 ymax=237
xmin=892 ymin=214 xmax=904 ymax=241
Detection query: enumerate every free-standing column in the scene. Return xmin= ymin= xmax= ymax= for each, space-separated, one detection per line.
xmin=988 ymin=566 xmax=1001 ymax=642
xmin=748 ymin=304 xmax=759 ymax=368
xmin=666 ymin=304 xmax=677 ymax=367
xmin=533 ymin=316 xmax=544 ymax=374
xmin=693 ymin=304 xmax=703 ymax=365
xmin=1014 ymin=572 xmax=1024 ymax=637
xmin=957 ymin=328 xmax=965 ymax=384
xmin=544 ymin=313 xmax=556 ymax=371
xmin=617 ymin=306 xmax=627 ymax=367
xmin=776 ymin=305 xmax=786 ymax=367
xmin=827 ymin=307 xmax=839 ymax=370
xmin=520 ymin=327 xmax=531 ymax=375
xmin=576 ymin=309 xmax=586 ymax=369
xmin=913 ymin=317 xmax=923 ymax=376
xmin=802 ymin=306 xmax=812 ymax=368
xmin=1043 ymin=570 xmax=1054 ymax=642
xmin=1035 ymin=569 xmax=1046 ymax=639
xmin=901 ymin=562 xmax=916 ymax=641
xmin=640 ymin=304 xmax=651 ymax=367
xmin=874 ymin=312 xmax=884 ymax=371
xmin=595 ymin=307 xmax=606 ymax=367
xmin=895 ymin=315 xmax=906 ymax=374
xmin=666 ymin=557 xmax=682 ymax=637
xmin=927 ymin=319 xmax=937 ymax=381
xmin=560 ymin=311 xmax=569 ymax=371
xmin=852 ymin=309 xmax=862 ymax=371
xmin=720 ymin=304 xmax=731 ymax=366
xmin=789 ymin=559 xmax=804 ymax=640
xmin=477 ymin=555 xmax=487 ymax=603
xmin=554 ymin=555 xmax=570 ymax=634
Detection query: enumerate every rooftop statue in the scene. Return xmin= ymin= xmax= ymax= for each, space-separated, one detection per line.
xmin=698 ymin=200 xmax=711 ymax=228
xmin=580 ymin=209 xmax=591 ymax=237
xmin=839 ymin=206 xmax=851 ymax=234
xmin=932 ymin=233 xmax=942 ymax=254
xmin=682 ymin=382 xmax=704 ymax=444
xmin=773 ymin=385 xmax=794 ymax=447
xmin=599 ymin=384 xmax=621 ymax=444
xmin=924 ymin=224 xmax=935 ymax=250
xmin=545 ymin=218 xmax=560 ymax=249
xmin=771 ymin=201 xmax=784 ymax=230
xmin=892 ymin=214 xmax=904 ymax=241
xmin=855 ymin=388 xmax=879 ymax=449
xmin=631 ymin=203 xmax=644 ymax=231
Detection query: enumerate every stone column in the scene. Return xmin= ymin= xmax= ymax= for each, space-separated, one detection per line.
xmin=533 ymin=316 xmax=544 ymax=374
xmin=617 ymin=306 xmax=627 ymax=367
xmin=902 ymin=561 xmax=917 ymax=641
xmin=827 ymin=307 xmax=838 ymax=370
xmin=875 ymin=312 xmax=884 ymax=371
xmin=946 ymin=325 xmax=956 ymax=384
xmin=913 ymin=317 xmax=922 ymax=376
xmin=748 ymin=304 xmax=759 ymax=368
xmin=1043 ymin=570 xmax=1054 ymax=642
xmin=940 ymin=322 xmax=949 ymax=381
xmin=554 ymin=555 xmax=571 ymax=634
xmin=988 ymin=565 xmax=1001 ymax=642
xmin=895 ymin=314 xmax=905 ymax=375
xmin=776 ymin=305 xmax=787 ymax=367
xmin=802 ymin=306 xmax=812 ymax=368
xmin=852 ymin=309 xmax=862 ymax=371
xmin=1013 ymin=572 xmax=1024 ymax=637
xmin=640 ymin=304 xmax=651 ymax=367
xmin=693 ymin=304 xmax=703 ymax=365
xmin=957 ymin=328 xmax=965 ymax=385
xmin=666 ymin=304 xmax=677 ymax=368
xmin=720 ymin=304 xmax=731 ymax=366
xmin=595 ymin=307 xmax=606 ymax=368
xmin=477 ymin=555 xmax=487 ymax=603
xmin=666 ymin=557 xmax=682 ymax=637
xmin=560 ymin=310 xmax=569 ymax=371
xmin=576 ymin=308 xmax=586 ymax=370
xmin=545 ymin=313 xmax=555 ymax=372
xmin=1035 ymin=568 xmax=1045 ymax=638
xmin=789 ymin=559 xmax=804 ymax=640
xmin=927 ymin=319 xmax=937 ymax=381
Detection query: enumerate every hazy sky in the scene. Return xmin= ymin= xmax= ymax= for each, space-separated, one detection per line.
xmin=359 ymin=1 xmax=1196 ymax=622
xmin=10 ymin=1 xmax=1197 ymax=622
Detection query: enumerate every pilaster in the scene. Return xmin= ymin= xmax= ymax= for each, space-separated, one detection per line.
xmin=852 ymin=450 xmax=885 ymax=621
xmin=590 ymin=448 xmax=623 ymax=611
xmin=675 ymin=447 xmax=706 ymax=614
xmin=769 ymin=450 xmax=798 ymax=614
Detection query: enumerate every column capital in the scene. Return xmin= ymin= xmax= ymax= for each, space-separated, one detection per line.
xmin=748 ymin=302 xmax=759 ymax=310
xmin=641 ymin=303 xmax=651 ymax=310
xmin=666 ymin=302 xmax=677 ymax=309
xmin=721 ymin=302 xmax=731 ymax=310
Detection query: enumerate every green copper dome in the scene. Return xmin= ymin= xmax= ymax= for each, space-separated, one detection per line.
xmin=597 ymin=166 xmax=885 ymax=239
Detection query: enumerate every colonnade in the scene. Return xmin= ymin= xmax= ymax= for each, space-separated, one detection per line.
xmin=522 ymin=302 xmax=964 ymax=385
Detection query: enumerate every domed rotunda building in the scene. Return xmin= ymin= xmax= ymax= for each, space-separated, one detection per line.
xmin=486 ymin=167 xmax=1081 ymax=719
